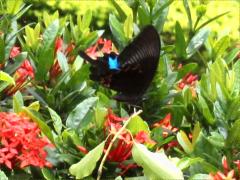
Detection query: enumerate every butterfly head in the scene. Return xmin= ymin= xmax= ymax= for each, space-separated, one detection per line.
xmin=108 ymin=53 xmax=120 ymax=70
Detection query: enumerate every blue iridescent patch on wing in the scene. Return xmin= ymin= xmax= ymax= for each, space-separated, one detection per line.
xmin=108 ymin=56 xmax=120 ymax=70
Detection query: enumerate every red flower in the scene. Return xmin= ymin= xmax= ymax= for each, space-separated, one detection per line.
xmin=178 ymin=72 xmax=198 ymax=90
xmin=10 ymin=46 xmax=21 ymax=59
xmin=210 ymin=156 xmax=239 ymax=180
xmin=77 ymin=145 xmax=88 ymax=154
xmin=4 ymin=60 xmax=34 ymax=96
xmin=135 ymin=131 xmax=156 ymax=145
xmin=0 ymin=112 xmax=52 ymax=169
xmin=85 ymin=38 xmax=116 ymax=59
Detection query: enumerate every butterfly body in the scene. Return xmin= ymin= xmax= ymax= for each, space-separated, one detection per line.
xmin=80 ymin=25 xmax=161 ymax=104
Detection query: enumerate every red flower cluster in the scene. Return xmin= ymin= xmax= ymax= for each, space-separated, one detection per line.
xmin=4 ymin=47 xmax=34 ymax=96
xmin=210 ymin=156 xmax=240 ymax=180
xmin=85 ymin=38 xmax=115 ymax=59
xmin=104 ymin=110 xmax=156 ymax=163
xmin=0 ymin=112 xmax=52 ymax=169
xmin=178 ymin=72 xmax=198 ymax=90
xmin=50 ymin=37 xmax=75 ymax=79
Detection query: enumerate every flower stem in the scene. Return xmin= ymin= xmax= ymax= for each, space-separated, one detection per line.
xmin=97 ymin=109 xmax=143 ymax=180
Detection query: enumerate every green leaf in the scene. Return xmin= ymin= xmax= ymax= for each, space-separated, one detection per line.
xmin=183 ymin=0 xmax=192 ymax=32
xmin=126 ymin=116 xmax=149 ymax=136
xmin=177 ymin=157 xmax=203 ymax=170
xmin=48 ymin=107 xmax=62 ymax=135
xmin=109 ymin=14 xmax=127 ymax=49
xmin=226 ymin=119 xmax=240 ymax=147
xmin=41 ymin=168 xmax=55 ymax=180
xmin=175 ymin=21 xmax=187 ymax=59
xmin=189 ymin=174 xmax=211 ymax=180
xmin=81 ymin=9 xmax=92 ymax=30
xmin=4 ymin=52 xmax=27 ymax=74
xmin=111 ymin=0 xmax=127 ymax=21
xmin=207 ymin=132 xmax=225 ymax=148
xmin=186 ymin=28 xmax=210 ymax=58
xmin=224 ymin=48 xmax=240 ymax=64
xmin=57 ymin=51 xmax=69 ymax=73
xmin=27 ymin=101 xmax=40 ymax=111
xmin=213 ymin=36 xmax=230 ymax=59
xmin=22 ymin=107 xmax=54 ymax=143
xmin=13 ymin=91 xmax=23 ymax=113
xmin=95 ymin=106 xmax=108 ymax=128
xmin=233 ymin=61 xmax=240 ymax=92
xmin=132 ymin=143 xmax=184 ymax=180
xmin=192 ymin=122 xmax=201 ymax=147
xmin=0 ymin=170 xmax=8 ymax=180
xmin=66 ymin=97 xmax=98 ymax=129
xmin=138 ymin=6 xmax=151 ymax=27
xmin=124 ymin=14 xmax=133 ymax=40
xmin=0 ymin=37 xmax=5 ymax=63
xmin=0 ymin=71 xmax=15 ymax=85
xmin=197 ymin=95 xmax=215 ymax=125
xmin=36 ymin=20 xmax=59 ymax=80
xmin=177 ymin=130 xmax=193 ymax=154
xmin=69 ymin=141 xmax=105 ymax=179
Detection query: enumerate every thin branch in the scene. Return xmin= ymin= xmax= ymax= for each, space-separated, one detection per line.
xmin=97 ymin=109 xmax=143 ymax=180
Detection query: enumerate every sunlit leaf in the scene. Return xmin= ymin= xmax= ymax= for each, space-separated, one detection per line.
xmin=69 ymin=141 xmax=105 ymax=179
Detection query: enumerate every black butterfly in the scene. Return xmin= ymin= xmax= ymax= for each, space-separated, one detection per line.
xmin=79 ymin=25 xmax=161 ymax=104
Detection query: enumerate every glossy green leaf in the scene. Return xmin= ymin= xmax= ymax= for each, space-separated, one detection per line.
xmin=226 ymin=119 xmax=240 ymax=147
xmin=22 ymin=107 xmax=54 ymax=143
xmin=66 ymin=97 xmax=98 ymax=129
xmin=192 ymin=122 xmax=201 ymax=146
xmin=197 ymin=95 xmax=215 ymax=125
xmin=0 ymin=71 xmax=15 ymax=85
xmin=109 ymin=14 xmax=127 ymax=49
xmin=124 ymin=14 xmax=133 ymax=40
xmin=177 ymin=157 xmax=203 ymax=170
xmin=186 ymin=28 xmax=210 ymax=58
xmin=13 ymin=91 xmax=23 ymax=113
xmin=177 ymin=130 xmax=193 ymax=154
xmin=0 ymin=170 xmax=8 ymax=180
xmin=36 ymin=20 xmax=59 ymax=80
xmin=132 ymin=143 xmax=184 ymax=179
xmin=4 ymin=52 xmax=27 ymax=74
xmin=81 ymin=9 xmax=92 ymax=30
xmin=189 ymin=174 xmax=211 ymax=180
xmin=69 ymin=141 xmax=105 ymax=179
xmin=183 ymin=0 xmax=192 ymax=32
xmin=27 ymin=101 xmax=40 ymax=111
xmin=48 ymin=107 xmax=62 ymax=135
xmin=0 ymin=37 xmax=5 ymax=63
xmin=175 ymin=21 xmax=187 ymax=59
xmin=213 ymin=36 xmax=230 ymax=59
xmin=224 ymin=48 xmax=240 ymax=64
xmin=110 ymin=0 xmax=131 ymax=21
xmin=57 ymin=51 xmax=69 ymax=73
xmin=41 ymin=168 xmax=55 ymax=180
xmin=233 ymin=61 xmax=240 ymax=92
xmin=138 ymin=6 xmax=151 ymax=27
xmin=127 ymin=116 xmax=149 ymax=136
xmin=207 ymin=132 xmax=225 ymax=148
xmin=95 ymin=106 xmax=108 ymax=128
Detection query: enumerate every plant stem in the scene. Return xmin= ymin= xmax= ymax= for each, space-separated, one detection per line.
xmin=97 ymin=109 xmax=143 ymax=180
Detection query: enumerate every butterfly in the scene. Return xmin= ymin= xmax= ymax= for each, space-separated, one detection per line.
xmin=79 ymin=25 xmax=161 ymax=104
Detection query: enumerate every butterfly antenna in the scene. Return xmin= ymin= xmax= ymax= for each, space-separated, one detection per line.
xmin=79 ymin=51 xmax=95 ymax=64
